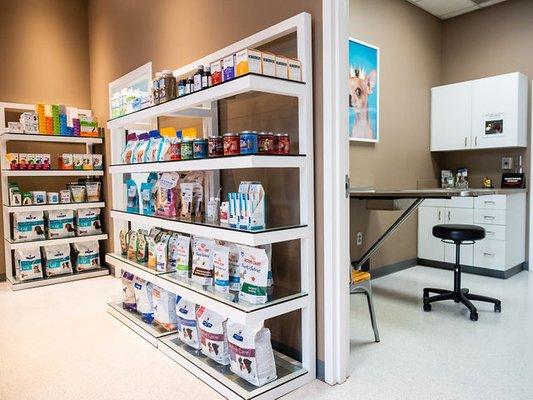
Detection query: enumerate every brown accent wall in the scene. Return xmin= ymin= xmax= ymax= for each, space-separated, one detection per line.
xmin=348 ymin=0 xmax=442 ymax=268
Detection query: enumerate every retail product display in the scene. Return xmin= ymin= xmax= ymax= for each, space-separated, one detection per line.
xmin=176 ymin=297 xmax=201 ymax=349
xmin=8 ymin=180 xmax=102 ymax=206
xmin=111 ymin=86 xmax=150 ymax=119
xmin=58 ymin=153 xmax=103 ymax=170
xmin=5 ymin=153 xmax=50 ymax=170
xmin=47 ymin=210 xmax=75 ymax=239
xmin=133 ymin=276 xmax=154 ymax=323
xmin=228 ymin=182 xmax=266 ymax=231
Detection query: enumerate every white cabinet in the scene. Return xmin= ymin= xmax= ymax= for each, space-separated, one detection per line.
xmin=444 ymin=207 xmax=474 ymax=266
xmin=418 ymin=206 xmax=445 ymax=261
xmin=431 ymin=72 xmax=527 ymax=151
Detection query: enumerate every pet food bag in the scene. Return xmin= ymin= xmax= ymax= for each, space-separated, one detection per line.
xmin=134 ymin=276 xmax=154 ymax=323
xmin=76 ymin=208 xmax=102 ymax=236
xmin=73 ymin=241 xmax=100 ymax=272
xmin=155 ymin=172 xmax=179 ymax=218
xmin=12 ymin=211 xmax=45 ymax=242
xmin=228 ymin=244 xmax=242 ymax=292
xmin=227 ymin=321 xmax=277 ymax=387
xmin=191 ymin=236 xmax=215 ymax=286
xmin=47 ymin=210 xmax=75 ymax=239
xmin=169 ymin=234 xmax=190 ymax=278
xmin=176 ymin=297 xmax=201 ymax=350
xmin=213 ymin=245 xmax=230 ymax=292
xmin=239 ymin=246 xmax=269 ymax=304
xmin=197 ymin=306 xmax=230 ymax=365
xmin=152 ymin=285 xmax=178 ymax=331
xmin=43 ymin=244 xmax=73 ymax=277
xmin=15 ymin=247 xmax=43 ymax=281
xmin=121 ymin=270 xmax=137 ymax=311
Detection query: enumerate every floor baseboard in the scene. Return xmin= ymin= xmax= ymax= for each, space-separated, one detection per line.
xmin=371 ymin=258 xmax=418 ymax=279
xmin=418 ymin=258 xmax=526 ymax=279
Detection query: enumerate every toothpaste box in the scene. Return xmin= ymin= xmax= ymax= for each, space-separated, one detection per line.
xmin=261 ymin=52 xmax=276 ymax=77
xmin=223 ymin=54 xmax=236 ymax=81
xmin=288 ymin=58 xmax=302 ymax=81
xmin=236 ymin=49 xmax=262 ymax=76
xmin=275 ymin=56 xmax=289 ymax=79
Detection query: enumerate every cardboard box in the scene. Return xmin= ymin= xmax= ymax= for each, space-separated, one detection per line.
xmin=79 ymin=115 xmax=99 ymax=137
xmin=6 ymin=153 xmax=18 ymax=169
xmin=262 ymin=52 xmax=276 ymax=77
xmin=223 ymin=54 xmax=236 ymax=81
xmin=275 ymin=56 xmax=289 ymax=79
xmin=236 ymin=49 xmax=262 ymax=76
xmin=288 ymin=58 xmax=302 ymax=82
xmin=210 ymin=60 xmax=223 ymax=85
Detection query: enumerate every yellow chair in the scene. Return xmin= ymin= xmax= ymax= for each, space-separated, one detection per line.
xmin=351 ymin=269 xmax=380 ymax=342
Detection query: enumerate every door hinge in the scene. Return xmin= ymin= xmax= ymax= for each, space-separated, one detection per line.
xmin=345 ymin=175 xmax=350 ymax=198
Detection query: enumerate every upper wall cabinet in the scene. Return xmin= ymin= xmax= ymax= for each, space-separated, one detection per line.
xmin=431 ymin=72 xmax=528 ymax=152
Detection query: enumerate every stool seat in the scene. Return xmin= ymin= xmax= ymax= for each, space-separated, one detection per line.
xmin=433 ymin=224 xmax=485 ymax=242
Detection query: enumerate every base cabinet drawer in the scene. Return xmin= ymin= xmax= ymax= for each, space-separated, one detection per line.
xmin=474 ymin=209 xmax=506 ymax=226
xmin=477 ymin=224 xmax=506 ymax=241
xmin=474 ymin=195 xmax=507 ymax=210
xmin=474 ymin=240 xmax=506 ymax=270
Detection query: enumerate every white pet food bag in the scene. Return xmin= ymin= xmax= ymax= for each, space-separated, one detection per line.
xmin=12 ymin=211 xmax=45 ymax=242
xmin=152 ymin=285 xmax=178 ymax=331
xmin=73 ymin=241 xmax=100 ymax=272
xmin=197 ymin=306 xmax=230 ymax=365
xmin=15 ymin=247 xmax=43 ymax=281
xmin=75 ymin=208 xmax=102 ymax=236
xmin=227 ymin=321 xmax=277 ymax=387
xmin=133 ymin=276 xmax=154 ymax=323
xmin=191 ymin=236 xmax=215 ymax=286
xmin=228 ymin=244 xmax=241 ymax=291
xmin=46 ymin=210 xmax=75 ymax=239
xmin=43 ymin=244 xmax=73 ymax=277
xmin=259 ymin=243 xmax=273 ymax=287
xmin=121 ymin=271 xmax=137 ymax=311
xmin=176 ymin=297 xmax=201 ymax=350
xmin=239 ymin=246 xmax=269 ymax=304
xmin=213 ymin=245 xmax=230 ymax=292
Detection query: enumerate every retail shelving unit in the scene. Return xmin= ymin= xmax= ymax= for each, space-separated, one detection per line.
xmin=105 ymin=13 xmax=314 ymax=400
xmin=0 ymin=102 xmax=109 ymax=290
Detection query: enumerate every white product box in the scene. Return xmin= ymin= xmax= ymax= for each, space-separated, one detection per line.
xmin=261 ymin=52 xmax=276 ymax=77
xmin=275 ymin=56 xmax=289 ymax=79
xmin=236 ymin=49 xmax=262 ymax=76
xmin=288 ymin=58 xmax=302 ymax=82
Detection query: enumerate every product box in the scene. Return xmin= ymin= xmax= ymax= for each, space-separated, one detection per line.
xmin=223 ymin=54 xmax=236 ymax=81
xmin=73 ymin=154 xmax=84 ymax=170
xmin=236 ymin=49 xmax=262 ymax=76
xmin=7 ymin=122 xmax=23 ymax=133
xmin=288 ymin=58 xmax=302 ymax=81
xmin=82 ymin=154 xmax=93 ymax=170
xmin=27 ymin=154 xmax=36 ymax=170
xmin=79 ymin=115 xmax=99 ymax=137
xmin=456 ymin=168 xmax=469 ymax=189
xmin=20 ymin=112 xmax=38 ymax=134
xmin=6 ymin=153 xmax=19 ymax=170
xmin=45 ymin=116 xmax=53 ymax=134
xmin=261 ymin=52 xmax=276 ymax=77
xmin=441 ymin=170 xmax=454 ymax=189
xmin=92 ymin=154 xmax=103 ymax=170
xmin=33 ymin=154 xmax=43 ymax=170
xmin=42 ymin=154 xmax=51 ymax=170
xmin=18 ymin=153 xmax=29 ymax=170
xmin=31 ymin=191 xmax=46 ymax=205
xmin=210 ymin=60 xmax=223 ymax=85
xmin=275 ymin=56 xmax=289 ymax=79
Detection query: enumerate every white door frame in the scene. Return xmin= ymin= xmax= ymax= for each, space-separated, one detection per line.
xmin=529 ymin=79 xmax=533 ymax=269
xmin=322 ymin=0 xmax=351 ymax=385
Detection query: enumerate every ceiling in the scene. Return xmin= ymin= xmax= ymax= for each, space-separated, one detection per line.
xmin=406 ymin=0 xmax=508 ymax=19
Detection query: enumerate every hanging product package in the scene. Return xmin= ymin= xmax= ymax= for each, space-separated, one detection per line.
xmin=156 ymin=172 xmax=180 ymax=218
xmin=176 ymin=297 xmax=201 ymax=350
xmin=197 ymin=306 xmax=230 ymax=365
xmin=15 ymin=247 xmax=43 ymax=281
xmin=121 ymin=270 xmax=137 ymax=311
xmin=213 ymin=244 xmax=230 ymax=292
xmin=133 ymin=276 xmax=154 ymax=323
xmin=76 ymin=208 xmax=102 ymax=236
xmin=46 ymin=210 xmax=75 ymax=239
xmin=12 ymin=211 xmax=45 ymax=242
xmin=43 ymin=244 xmax=73 ymax=277
xmin=126 ymin=179 xmax=139 ymax=213
xmin=238 ymin=246 xmax=269 ymax=304
xmin=191 ymin=236 xmax=215 ymax=286
xmin=152 ymin=284 xmax=178 ymax=330
xmin=74 ymin=241 xmax=100 ymax=272
xmin=227 ymin=321 xmax=277 ymax=387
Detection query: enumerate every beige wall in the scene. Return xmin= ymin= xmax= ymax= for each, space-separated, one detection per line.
xmin=348 ymin=0 xmax=442 ymax=268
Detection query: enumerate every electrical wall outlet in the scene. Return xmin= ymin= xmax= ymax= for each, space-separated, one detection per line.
xmin=356 ymin=232 xmax=363 ymax=246
xmin=501 ymin=157 xmax=514 ymax=170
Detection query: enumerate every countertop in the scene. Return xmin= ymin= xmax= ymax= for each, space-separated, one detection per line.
xmin=350 ymin=188 xmax=527 ymax=199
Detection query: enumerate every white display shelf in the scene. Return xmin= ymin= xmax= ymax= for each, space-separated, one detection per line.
xmin=159 ymin=335 xmax=307 ymax=400
xmin=2 ymin=169 xmax=104 ymax=177
xmin=107 ymin=73 xmax=305 ymax=130
xmin=106 ymin=253 xmax=309 ymax=326
xmin=107 ymin=302 xmax=177 ymax=347
xmin=5 ymin=233 xmax=108 ymax=250
xmin=0 ymin=132 xmax=103 ymax=144
xmin=9 ymin=267 xmax=109 ymax=291
xmin=110 ymin=210 xmax=308 ymax=247
xmin=109 ymin=155 xmax=306 ymax=174
xmin=4 ymin=201 xmax=105 ymax=213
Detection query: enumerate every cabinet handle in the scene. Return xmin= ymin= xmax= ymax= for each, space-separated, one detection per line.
xmin=475 ymin=136 xmax=478 ymax=146
xmin=464 ymin=137 xmax=467 ymax=147
xmin=484 ymin=201 xmax=495 ymax=205
xmin=438 ymin=210 xmax=441 ymax=221
xmin=484 ymin=215 xmax=495 ymax=220
xmin=448 ymin=211 xmax=451 ymax=221
xmin=486 ymin=231 xmax=495 ymax=236
xmin=483 ymin=252 xmax=495 ymax=258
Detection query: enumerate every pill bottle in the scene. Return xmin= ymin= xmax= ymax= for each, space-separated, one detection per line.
xmin=202 ymin=67 xmax=212 ymax=89
xmin=193 ymin=65 xmax=204 ymax=92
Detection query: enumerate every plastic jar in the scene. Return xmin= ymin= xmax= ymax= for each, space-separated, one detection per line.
xmin=274 ymin=133 xmax=290 ymax=154
xmin=223 ymin=133 xmax=240 ymax=156
xmin=181 ymin=140 xmax=193 ymax=160
xmin=240 ymin=131 xmax=259 ymax=155
xmin=208 ymin=136 xmax=224 ymax=157
xmin=258 ymin=132 xmax=275 ymax=154
xmin=193 ymin=138 xmax=208 ymax=159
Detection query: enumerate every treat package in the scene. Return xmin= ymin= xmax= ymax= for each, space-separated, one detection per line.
xmin=73 ymin=154 xmax=84 ymax=170
xmin=15 ymin=247 xmax=43 ymax=281
xmin=155 ymin=172 xmax=179 ymax=218
xmin=119 ymin=229 xmax=129 ymax=256
xmin=167 ymin=233 xmax=180 ymax=273
xmin=179 ymin=182 xmax=194 ymax=220
xmin=228 ymin=244 xmax=242 ymax=292
xmin=74 ymin=241 xmax=100 ymax=272
xmin=197 ymin=306 xmax=230 ymax=365
xmin=121 ymin=270 xmax=137 ymax=311
xmin=46 ymin=210 xmax=75 ymax=239
xmin=13 ymin=211 xmax=45 ymax=242
xmin=191 ymin=236 xmax=215 ymax=286
xmin=92 ymin=154 xmax=103 ymax=170
xmin=140 ymin=182 xmax=155 ymax=215
xmin=43 ymin=244 xmax=73 ymax=277
xmin=132 ymin=133 xmax=150 ymax=163
xmin=181 ymin=172 xmax=205 ymax=221
xmin=136 ymin=230 xmax=149 ymax=263
xmin=82 ymin=154 xmax=93 ymax=170
xmin=238 ymin=246 xmax=269 ymax=304
xmin=145 ymin=132 xmax=163 ymax=162
xmin=85 ymin=181 xmax=101 ymax=202
xmin=76 ymin=208 xmax=102 ymax=236
xmin=133 ymin=276 xmax=154 ymax=323
xmin=70 ymin=184 xmax=86 ymax=203
xmin=176 ymin=297 xmax=201 ymax=350
xmin=227 ymin=321 xmax=277 ymax=387
xmin=122 ymin=133 xmax=138 ymax=164
xmin=158 ymin=137 xmax=172 ymax=161
xmin=126 ymin=179 xmax=139 ymax=213
xmin=213 ymin=245 xmax=230 ymax=293
xmin=146 ymin=236 xmax=157 ymax=269
xmin=175 ymin=235 xmax=191 ymax=278
xmin=127 ymin=231 xmax=138 ymax=261
xmin=155 ymin=239 xmax=170 ymax=272
xmin=152 ymin=285 xmax=178 ymax=331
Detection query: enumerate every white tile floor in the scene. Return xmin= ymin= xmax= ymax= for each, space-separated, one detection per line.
xmin=1 ymin=266 xmax=532 ymax=400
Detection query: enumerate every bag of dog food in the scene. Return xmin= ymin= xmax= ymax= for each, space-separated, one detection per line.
xmin=213 ymin=245 xmax=230 ymax=292
xmin=228 ymin=244 xmax=241 ymax=292
xmin=259 ymin=243 xmax=273 ymax=287
xmin=197 ymin=306 xmax=230 ymax=365
xmin=12 ymin=211 xmax=45 ymax=242
xmin=155 ymin=240 xmax=169 ymax=272
xmin=76 ymin=208 xmax=102 ymax=236
xmin=155 ymin=172 xmax=179 ymax=218
xmin=170 ymin=234 xmax=190 ymax=278
xmin=176 ymin=297 xmax=201 ymax=350
xmin=43 ymin=244 xmax=73 ymax=277
xmin=74 ymin=241 xmax=100 ymax=272
xmin=191 ymin=236 xmax=215 ymax=286
xmin=134 ymin=276 xmax=154 ymax=323
xmin=227 ymin=321 xmax=277 ymax=387
xmin=239 ymin=246 xmax=269 ymax=304
xmin=15 ymin=247 xmax=43 ymax=281
xmin=121 ymin=270 xmax=136 ymax=311
xmin=152 ymin=285 xmax=177 ymax=330
xmin=47 ymin=210 xmax=75 ymax=239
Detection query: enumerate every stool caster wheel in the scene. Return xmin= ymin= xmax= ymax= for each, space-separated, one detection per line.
xmin=470 ymin=312 xmax=478 ymax=322
xmin=495 ymin=304 xmax=501 ymax=313
xmin=423 ymin=303 xmax=431 ymax=312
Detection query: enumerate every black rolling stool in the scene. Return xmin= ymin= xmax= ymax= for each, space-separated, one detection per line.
xmin=423 ymin=224 xmax=502 ymax=321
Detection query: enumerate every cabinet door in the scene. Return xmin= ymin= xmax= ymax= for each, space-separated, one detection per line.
xmin=418 ymin=207 xmax=445 ymax=261
xmin=471 ymin=73 xmax=527 ymax=149
xmin=444 ymin=208 xmax=474 ymax=265
xmin=431 ymin=82 xmax=472 ymax=151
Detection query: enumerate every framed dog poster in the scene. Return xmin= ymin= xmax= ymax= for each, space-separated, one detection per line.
xmin=349 ymin=38 xmax=379 ymax=142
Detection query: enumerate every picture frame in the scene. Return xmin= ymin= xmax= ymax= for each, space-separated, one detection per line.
xmin=348 ymin=38 xmax=380 ymax=143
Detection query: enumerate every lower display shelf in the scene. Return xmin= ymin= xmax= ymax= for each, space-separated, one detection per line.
xmin=5 ymin=234 xmax=108 ymax=250
xmin=9 ymin=267 xmax=109 ymax=291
